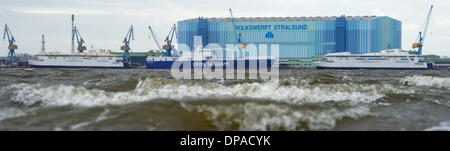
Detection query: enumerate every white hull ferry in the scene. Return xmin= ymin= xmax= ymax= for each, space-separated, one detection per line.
xmin=316 ymin=49 xmax=431 ymax=70
xmin=28 ymin=51 xmax=125 ymax=68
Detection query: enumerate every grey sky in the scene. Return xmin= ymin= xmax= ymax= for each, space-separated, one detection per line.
xmin=0 ymin=0 xmax=448 ymax=56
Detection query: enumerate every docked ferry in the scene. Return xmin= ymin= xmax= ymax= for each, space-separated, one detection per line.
xmin=146 ymin=49 xmax=273 ymax=69
xmin=28 ymin=51 xmax=125 ymax=68
xmin=316 ymin=49 xmax=431 ymax=70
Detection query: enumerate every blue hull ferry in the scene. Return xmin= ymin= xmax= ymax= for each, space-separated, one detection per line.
xmin=146 ymin=57 xmax=273 ymax=69
xmin=146 ymin=47 xmax=275 ymax=69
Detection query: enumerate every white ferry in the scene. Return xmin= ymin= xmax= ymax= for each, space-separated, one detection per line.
xmin=28 ymin=51 xmax=125 ymax=68
xmin=316 ymin=49 xmax=431 ymax=70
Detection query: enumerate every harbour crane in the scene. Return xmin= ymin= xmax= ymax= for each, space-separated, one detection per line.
xmin=413 ymin=5 xmax=433 ymax=55
xmin=3 ymin=24 xmax=18 ymax=67
xmin=148 ymin=26 xmax=163 ymax=52
xmin=73 ymin=26 xmax=87 ymax=53
xmin=229 ymin=9 xmax=247 ymax=49
xmin=120 ymin=25 xmax=134 ymax=68
xmin=162 ymin=24 xmax=176 ymax=56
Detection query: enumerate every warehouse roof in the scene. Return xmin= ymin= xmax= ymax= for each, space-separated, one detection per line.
xmin=180 ymin=16 xmax=381 ymax=22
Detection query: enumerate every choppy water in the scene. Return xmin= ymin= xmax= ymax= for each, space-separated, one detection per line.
xmin=0 ymin=68 xmax=449 ymax=131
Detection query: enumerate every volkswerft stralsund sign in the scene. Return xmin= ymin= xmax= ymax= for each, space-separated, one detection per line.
xmin=235 ymin=24 xmax=308 ymax=31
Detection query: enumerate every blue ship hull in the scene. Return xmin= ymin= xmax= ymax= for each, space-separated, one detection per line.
xmin=146 ymin=59 xmax=273 ymax=69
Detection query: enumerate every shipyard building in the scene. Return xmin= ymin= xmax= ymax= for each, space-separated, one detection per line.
xmin=177 ymin=16 xmax=401 ymax=59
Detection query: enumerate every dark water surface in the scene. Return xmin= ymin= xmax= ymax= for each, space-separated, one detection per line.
xmin=0 ymin=68 xmax=449 ymax=131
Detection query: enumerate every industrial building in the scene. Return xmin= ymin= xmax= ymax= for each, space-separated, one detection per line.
xmin=177 ymin=15 xmax=402 ymax=59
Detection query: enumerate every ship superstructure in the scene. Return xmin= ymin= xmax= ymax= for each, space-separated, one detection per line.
xmin=316 ymin=49 xmax=430 ymax=70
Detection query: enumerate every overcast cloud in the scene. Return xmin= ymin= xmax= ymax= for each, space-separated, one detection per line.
xmin=0 ymin=0 xmax=448 ymax=56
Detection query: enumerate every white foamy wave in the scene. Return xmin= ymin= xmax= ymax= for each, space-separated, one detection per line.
xmin=5 ymin=78 xmax=411 ymax=107
xmin=0 ymin=108 xmax=27 ymax=121
xmin=96 ymin=108 xmax=110 ymax=122
xmin=135 ymin=78 xmax=408 ymax=105
xmin=342 ymin=75 xmax=352 ymax=81
xmin=70 ymin=122 xmax=90 ymax=130
xmin=400 ymin=75 xmax=450 ymax=89
xmin=184 ymin=103 xmax=370 ymax=131
xmin=425 ymin=122 xmax=450 ymax=131
xmin=6 ymin=83 xmax=152 ymax=107
xmin=429 ymin=99 xmax=450 ymax=107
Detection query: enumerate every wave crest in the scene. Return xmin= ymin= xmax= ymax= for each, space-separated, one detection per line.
xmin=400 ymin=75 xmax=450 ymax=89
xmin=425 ymin=121 xmax=450 ymax=131
xmin=0 ymin=108 xmax=26 ymax=121
xmin=183 ymin=102 xmax=370 ymax=130
xmin=3 ymin=77 xmax=410 ymax=107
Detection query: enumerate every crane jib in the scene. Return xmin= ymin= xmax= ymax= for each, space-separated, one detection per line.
xmin=148 ymin=26 xmax=163 ymax=52
xmin=229 ymin=9 xmax=245 ymax=45
xmin=415 ymin=5 xmax=433 ymax=55
xmin=3 ymin=24 xmax=18 ymax=67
